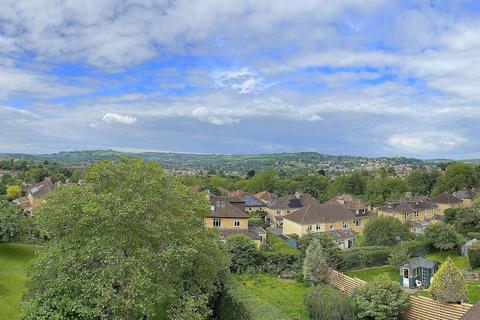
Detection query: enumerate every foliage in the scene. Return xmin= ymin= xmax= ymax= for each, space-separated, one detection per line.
xmin=452 ymin=208 xmax=480 ymax=235
xmin=259 ymin=251 xmax=299 ymax=275
xmin=397 ymin=240 xmax=431 ymax=257
xmin=430 ymin=257 xmax=468 ymax=303
xmin=424 ymin=222 xmax=462 ymax=251
xmin=303 ymin=240 xmax=331 ymax=284
xmin=0 ymin=203 xmax=28 ymax=242
xmin=469 ymin=243 xmax=480 ymax=269
xmin=6 ymin=185 xmax=22 ymax=199
xmin=351 ymin=274 xmax=409 ymax=320
xmin=365 ymin=176 xmax=407 ymax=206
xmin=364 ymin=216 xmax=413 ymax=246
xmin=297 ymin=232 xmax=340 ymax=266
xmin=406 ymin=168 xmax=438 ymax=196
xmin=443 ymin=208 xmax=460 ymax=225
xmin=264 ymin=230 xmax=298 ymax=255
xmin=305 ymin=285 xmax=354 ymax=320
xmin=226 ymin=234 xmax=259 ymax=273
xmin=433 ymin=162 xmax=478 ymax=194
xmin=298 ymin=174 xmax=328 ymax=201
xmin=337 ymin=246 xmax=392 ymax=271
xmin=388 ymin=246 xmax=411 ymax=268
xmin=22 ymin=158 xmax=229 ymax=320
xmin=467 ymin=232 xmax=480 ymax=240
xmin=214 ymin=278 xmax=290 ymax=320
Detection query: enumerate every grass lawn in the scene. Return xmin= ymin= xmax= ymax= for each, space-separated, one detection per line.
xmin=234 ymin=273 xmax=309 ymax=320
xmin=426 ymin=251 xmax=469 ymax=269
xmin=0 ymin=243 xmax=38 ymax=320
xmin=345 ymin=265 xmax=398 ymax=283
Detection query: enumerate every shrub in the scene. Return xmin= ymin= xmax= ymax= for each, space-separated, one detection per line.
xmin=297 ymin=232 xmax=340 ymax=266
xmin=305 ymin=285 xmax=354 ymax=320
xmin=430 ymin=257 xmax=468 ymax=303
xmin=443 ymin=208 xmax=460 ymax=225
xmin=397 ymin=240 xmax=430 ymax=257
xmin=259 ymin=251 xmax=298 ymax=275
xmin=388 ymin=247 xmax=411 ymax=268
xmin=214 ymin=279 xmax=289 ymax=320
xmin=424 ymin=222 xmax=462 ymax=251
xmin=265 ymin=230 xmax=298 ymax=255
xmin=226 ymin=234 xmax=259 ymax=273
xmin=337 ymin=246 xmax=391 ymax=271
xmin=0 ymin=203 xmax=28 ymax=242
xmin=352 ymin=274 xmax=409 ymax=320
xmin=303 ymin=240 xmax=331 ymax=284
xmin=364 ymin=216 xmax=413 ymax=246
xmin=469 ymin=243 xmax=480 ymax=269
xmin=466 ymin=232 xmax=480 ymax=240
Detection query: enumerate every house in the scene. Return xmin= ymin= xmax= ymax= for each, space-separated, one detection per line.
xmin=431 ymin=192 xmax=462 ymax=214
xmin=205 ymin=195 xmax=266 ymax=246
xmin=15 ymin=177 xmax=55 ymax=213
xmin=239 ymin=193 xmax=266 ymax=212
xmin=378 ymin=196 xmax=438 ymax=222
xmin=264 ymin=193 xmax=317 ymax=227
xmin=400 ymin=257 xmax=439 ymax=289
xmin=461 ymin=239 xmax=478 ymax=257
xmin=454 ymin=188 xmax=477 ymax=208
xmin=254 ymin=191 xmax=278 ymax=204
xmin=282 ymin=194 xmax=371 ymax=248
xmin=410 ymin=216 xmax=442 ymax=234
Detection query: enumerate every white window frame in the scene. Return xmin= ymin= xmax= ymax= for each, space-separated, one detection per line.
xmin=355 ymin=219 xmax=361 ymax=227
xmin=307 ymin=224 xmax=312 ymax=232
xmin=234 ymin=219 xmax=241 ymax=228
xmin=213 ymin=218 xmax=221 ymax=227
xmin=316 ymin=224 xmax=321 ymax=231
xmin=329 ymin=224 xmax=334 ymax=230
xmin=343 ymin=221 xmax=349 ymax=229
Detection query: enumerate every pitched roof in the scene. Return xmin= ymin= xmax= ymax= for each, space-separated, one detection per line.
xmin=431 ymin=192 xmax=462 ymax=204
xmin=327 ymin=194 xmax=368 ymax=210
xmin=267 ymin=193 xmax=318 ymax=210
xmin=283 ymin=201 xmax=355 ymax=224
xmin=208 ymin=195 xmax=248 ymax=218
xmin=29 ymin=178 xmax=55 ymax=198
xmin=240 ymin=193 xmax=265 ymax=207
xmin=220 ymin=228 xmax=263 ymax=241
xmin=454 ymin=188 xmax=477 ymax=200
xmin=403 ymin=257 xmax=439 ymax=270
xmin=254 ymin=191 xmax=278 ymax=203
xmin=325 ymin=229 xmax=357 ymax=241
xmin=380 ymin=197 xmax=438 ymax=214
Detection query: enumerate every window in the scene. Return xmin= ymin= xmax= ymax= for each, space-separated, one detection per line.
xmin=329 ymin=224 xmax=334 ymax=230
xmin=213 ymin=218 xmax=221 ymax=227
xmin=343 ymin=221 xmax=349 ymax=229
xmin=286 ymin=210 xmax=290 ymax=214
xmin=316 ymin=224 xmax=321 ymax=231
xmin=412 ymin=268 xmax=418 ymax=277
xmin=307 ymin=224 xmax=312 ymax=232
xmin=355 ymin=219 xmax=361 ymax=227
xmin=234 ymin=219 xmax=241 ymax=228
xmin=415 ymin=211 xmax=419 ymax=218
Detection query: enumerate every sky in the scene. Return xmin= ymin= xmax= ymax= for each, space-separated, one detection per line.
xmin=1 ymin=1 xmax=480 ymax=159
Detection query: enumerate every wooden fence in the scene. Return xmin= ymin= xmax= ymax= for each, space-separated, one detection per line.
xmin=327 ymin=269 xmax=473 ymax=320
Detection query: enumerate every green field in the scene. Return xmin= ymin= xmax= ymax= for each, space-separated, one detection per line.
xmin=345 ymin=265 xmax=398 ymax=282
xmin=0 ymin=243 xmax=37 ymax=319
xmin=234 ymin=273 xmax=309 ymax=319
xmin=426 ymin=251 xmax=469 ymax=269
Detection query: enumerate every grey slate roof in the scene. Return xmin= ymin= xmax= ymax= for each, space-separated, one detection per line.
xmin=241 ymin=193 xmax=265 ymax=207
xmin=29 ymin=178 xmax=55 ymax=198
xmin=431 ymin=192 xmax=462 ymax=204
xmin=208 ymin=195 xmax=248 ymax=218
xmin=282 ymin=201 xmax=356 ymax=224
xmin=403 ymin=257 xmax=439 ymax=270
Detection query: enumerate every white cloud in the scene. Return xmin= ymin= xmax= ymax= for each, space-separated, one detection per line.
xmin=213 ymin=68 xmax=265 ymax=94
xmin=191 ymin=107 xmax=239 ymax=125
xmin=102 ymin=112 xmax=137 ymax=125
xmin=387 ymin=131 xmax=467 ymax=153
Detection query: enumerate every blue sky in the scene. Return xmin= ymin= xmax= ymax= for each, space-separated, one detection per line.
xmin=1 ymin=1 xmax=480 ymax=158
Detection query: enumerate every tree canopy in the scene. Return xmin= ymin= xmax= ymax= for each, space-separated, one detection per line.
xmin=22 ymin=158 xmax=229 ymax=320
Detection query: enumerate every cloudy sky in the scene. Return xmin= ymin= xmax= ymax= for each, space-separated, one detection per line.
xmin=1 ymin=1 xmax=480 ymax=158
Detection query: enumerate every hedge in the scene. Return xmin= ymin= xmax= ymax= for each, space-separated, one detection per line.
xmin=259 ymin=251 xmax=299 ymax=274
xmin=469 ymin=243 xmax=480 ymax=269
xmin=397 ymin=240 xmax=431 ymax=257
xmin=337 ymin=246 xmax=392 ymax=271
xmin=214 ymin=279 xmax=289 ymax=320
xmin=467 ymin=232 xmax=480 ymax=240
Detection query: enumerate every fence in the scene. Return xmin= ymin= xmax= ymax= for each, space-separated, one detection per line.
xmin=327 ymin=269 xmax=473 ymax=320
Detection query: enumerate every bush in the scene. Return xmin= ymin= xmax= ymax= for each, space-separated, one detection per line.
xmin=364 ymin=216 xmax=413 ymax=246
xmin=297 ymin=233 xmax=340 ymax=266
xmin=424 ymin=222 xmax=462 ymax=251
xmin=388 ymin=247 xmax=411 ymax=268
xmin=397 ymin=240 xmax=431 ymax=257
xmin=430 ymin=257 xmax=468 ymax=303
xmin=214 ymin=279 xmax=289 ymax=320
xmin=226 ymin=234 xmax=259 ymax=273
xmin=303 ymin=240 xmax=331 ymax=284
xmin=352 ymin=274 xmax=409 ymax=320
xmin=305 ymin=285 xmax=354 ymax=320
xmin=265 ymin=230 xmax=298 ymax=255
xmin=0 ymin=204 xmax=28 ymax=242
xmin=337 ymin=246 xmax=392 ymax=271
xmin=259 ymin=251 xmax=298 ymax=274
xmin=466 ymin=232 xmax=480 ymax=240
xmin=469 ymin=243 xmax=480 ymax=269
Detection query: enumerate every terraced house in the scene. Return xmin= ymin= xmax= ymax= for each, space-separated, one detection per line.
xmin=264 ymin=193 xmax=318 ymax=227
xmin=431 ymin=192 xmax=463 ymax=214
xmin=205 ymin=195 xmax=266 ymax=246
xmin=378 ymin=195 xmax=438 ymax=222
xmin=282 ymin=194 xmax=371 ymax=249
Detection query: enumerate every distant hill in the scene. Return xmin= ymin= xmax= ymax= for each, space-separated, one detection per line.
xmin=0 ymin=150 xmax=451 ymax=175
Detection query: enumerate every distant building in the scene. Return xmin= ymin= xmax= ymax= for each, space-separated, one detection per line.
xmin=264 ymin=193 xmax=317 ymax=227
xmin=15 ymin=177 xmax=55 ymax=213
xmin=254 ymin=191 xmax=278 ymax=204
xmin=239 ymin=193 xmax=266 ymax=212
xmin=205 ymin=195 xmax=266 ymax=246
xmin=282 ymin=194 xmax=371 ymax=249
xmin=431 ymin=192 xmax=462 ymax=214
xmin=454 ymin=188 xmax=478 ymax=208
xmin=378 ymin=195 xmax=438 ymax=222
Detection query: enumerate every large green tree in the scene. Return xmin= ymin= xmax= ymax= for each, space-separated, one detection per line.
xmin=364 ymin=216 xmax=412 ymax=246
xmin=424 ymin=222 xmax=462 ymax=251
xmin=22 ymin=158 xmax=229 ymax=320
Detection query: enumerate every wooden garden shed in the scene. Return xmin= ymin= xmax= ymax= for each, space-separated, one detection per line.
xmin=400 ymin=257 xmax=439 ymax=289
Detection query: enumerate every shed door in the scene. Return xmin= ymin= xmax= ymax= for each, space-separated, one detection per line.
xmin=402 ymin=268 xmax=409 ymax=287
